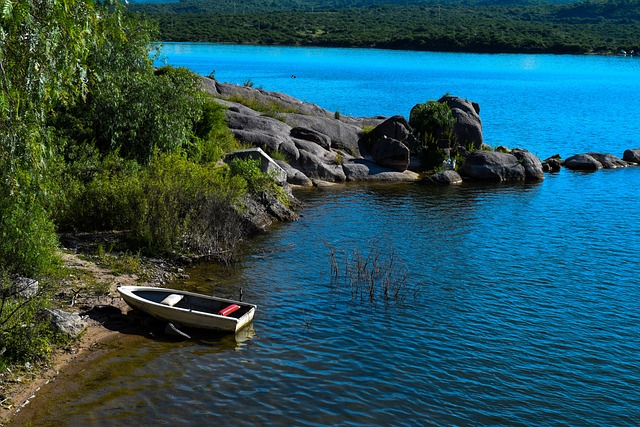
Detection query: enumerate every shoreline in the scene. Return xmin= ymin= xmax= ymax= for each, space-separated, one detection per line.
xmin=0 ymin=250 xmax=180 ymax=426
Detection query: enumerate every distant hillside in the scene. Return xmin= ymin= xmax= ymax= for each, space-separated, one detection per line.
xmin=129 ymin=0 xmax=585 ymax=13
xmin=129 ymin=0 xmax=640 ymax=54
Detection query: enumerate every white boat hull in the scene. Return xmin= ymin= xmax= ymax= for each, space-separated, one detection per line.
xmin=117 ymin=286 xmax=256 ymax=333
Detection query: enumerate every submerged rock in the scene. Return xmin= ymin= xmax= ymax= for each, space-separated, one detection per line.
xmin=587 ymin=152 xmax=628 ymax=169
xmin=423 ymin=170 xmax=463 ymax=185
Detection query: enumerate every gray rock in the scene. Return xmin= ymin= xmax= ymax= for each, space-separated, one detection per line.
xmin=512 ymin=149 xmax=545 ymax=181
xmin=459 ymin=151 xmax=526 ymax=182
xmin=439 ymin=95 xmax=484 ymax=149
xmin=564 ymin=154 xmax=603 ymax=171
xmin=43 ymin=309 xmax=87 ymax=338
xmin=623 ymin=149 xmax=640 ymax=164
xmin=205 ymin=79 xmax=332 ymax=117
xmin=275 ymin=160 xmax=313 ymax=186
xmin=495 ymin=145 xmax=511 ymax=153
xmin=295 ymin=151 xmax=347 ymax=182
xmin=371 ymin=136 xmax=410 ymax=172
xmin=371 ymin=115 xmax=417 ymax=149
xmin=224 ymin=148 xmax=287 ymax=184
xmin=542 ymin=155 xmax=563 ymax=172
xmin=13 ymin=277 xmax=38 ymax=298
xmin=587 ymin=152 xmax=628 ymax=169
xmin=423 ymin=170 xmax=463 ymax=185
xmin=284 ymin=113 xmax=362 ymax=157
xmin=342 ymin=159 xmax=420 ymax=182
xmin=290 ymin=127 xmax=331 ymax=150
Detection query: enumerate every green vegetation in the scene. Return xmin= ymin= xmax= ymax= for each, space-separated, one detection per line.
xmin=130 ymin=0 xmax=640 ymax=54
xmin=409 ymin=100 xmax=456 ymax=169
xmin=1 ymin=0 xmax=286 ymax=369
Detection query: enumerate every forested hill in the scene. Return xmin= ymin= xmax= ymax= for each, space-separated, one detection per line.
xmin=129 ymin=0 xmax=584 ymax=12
xmin=129 ymin=0 xmax=640 ymax=54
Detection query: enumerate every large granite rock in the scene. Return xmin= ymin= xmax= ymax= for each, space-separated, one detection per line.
xmin=284 ymin=113 xmax=362 ymax=157
xmin=623 ymin=149 xmax=640 ymax=164
xmin=371 ymin=136 xmax=410 ymax=172
xmin=439 ymin=95 xmax=483 ymax=150
xmin=342 ymin=159 xmax=420 ymax=182
xmin=459 ymin=151 xmax=526 ymax=182
xmin=564 ymin=154 xmax=603 ymax=171
xmin=512 ymin=149 xmax=545 ymax=181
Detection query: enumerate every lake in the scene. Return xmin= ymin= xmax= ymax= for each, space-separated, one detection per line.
xmin=16 ymin=44 xmax=640 ymax=426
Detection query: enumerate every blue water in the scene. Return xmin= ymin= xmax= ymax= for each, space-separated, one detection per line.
xmin=16 ymin=45 xmax=640 ymax=426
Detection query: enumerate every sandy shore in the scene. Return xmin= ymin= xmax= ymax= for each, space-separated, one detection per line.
xmin=0 ymin=251 xmax=179 ymax=426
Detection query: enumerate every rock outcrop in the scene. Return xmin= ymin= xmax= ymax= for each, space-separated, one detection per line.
xmin=205 ymin=77 xmax=607 ymax=185
xmin=204 ymin=76 xmax=422 ymax=184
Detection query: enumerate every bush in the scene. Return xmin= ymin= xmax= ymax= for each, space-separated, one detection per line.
xmin=132 ymin=153 xmax=248 ymax=262
xmin=409 ymin=100 xmax=456 ymax=170
xmin=0 ymin=274 xmax=56 ymax=367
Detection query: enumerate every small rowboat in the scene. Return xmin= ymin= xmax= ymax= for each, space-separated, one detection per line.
xmin=117 ymin=286 xmax=256 ymax=333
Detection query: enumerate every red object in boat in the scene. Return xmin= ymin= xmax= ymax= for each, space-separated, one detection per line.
xmin=218 ymin=304 xmax=241 ymax=316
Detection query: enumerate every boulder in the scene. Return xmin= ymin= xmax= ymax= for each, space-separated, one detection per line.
xmin=512 ymin=149 xmax=545 ymax=181
xmin=342 ymin=159 xmax=420 ymax=182
xmin=369 ymin=115 xmax=418 ymax=151
xmin=459 ymin=151 xmax=526 ymax=182
xmin=423 ymin=170 xmax=463 ymax=185
xmin=371 ymin=136 xmax=410 ymax=172
xmin=564 ymin=154 xmax=603 ymax=171
xmin=587 ymin=152 xmax=628 ymax=169
xmin=275 ymin=160 xmax=313 ymax=187
xmin=225 ymin=110 xmax=294 ymax=155
xmin=542 ymin=155 xmax=563 ymax=172
xmin=284 ymin=113 xmax=362 ymax=157
xmin=13 ymin=277 xmax=38 ymax=298
xmin=205 ymin=79 xmax=332 ymax=117
xmin=294 ymin=151 xmax=347 ymax=182
xmin=439 ymin=95 xmax=483 ymax=149
xmin=42 ymin=309 xmax=87 ymax=338
xmin=623 ymin=149 xmax=640 ymax=164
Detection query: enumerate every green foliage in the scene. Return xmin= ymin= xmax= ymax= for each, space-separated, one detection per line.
xmin=409 ymin=100 xmax=456 ymax=169
xmin=188 ymin=97 xmax=242 ymax=163
xmin=132 ymin=153 xmax=248 ymax=260
xmin=132 ymin=1 xmax=640 ymax=54
xmin=229 ymin=158 xmax=290 ymax=206
xmin=0 ymin=274 xmax=56 ymax=367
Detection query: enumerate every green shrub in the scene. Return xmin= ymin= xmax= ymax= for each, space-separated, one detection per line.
xmin=187 ymin=97 xmax=242 ymax=163
xmin=409 ymin=100 xmax=456 ymax=170
xmin=132 ymin=153 xmax=248 ymax=261
xmin=0 ymin=273 xmax=56 ymax=367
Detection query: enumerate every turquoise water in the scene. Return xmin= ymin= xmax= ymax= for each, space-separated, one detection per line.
xmin=18 ymin=46 xmax=640 ymax=426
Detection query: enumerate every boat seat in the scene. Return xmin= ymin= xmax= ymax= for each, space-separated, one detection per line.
xmin=160 ymin=294 xmax=184 ymax=307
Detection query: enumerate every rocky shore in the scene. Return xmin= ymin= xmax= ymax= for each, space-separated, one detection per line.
xmin=205 ymin=77 xmax=639 ymax=186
